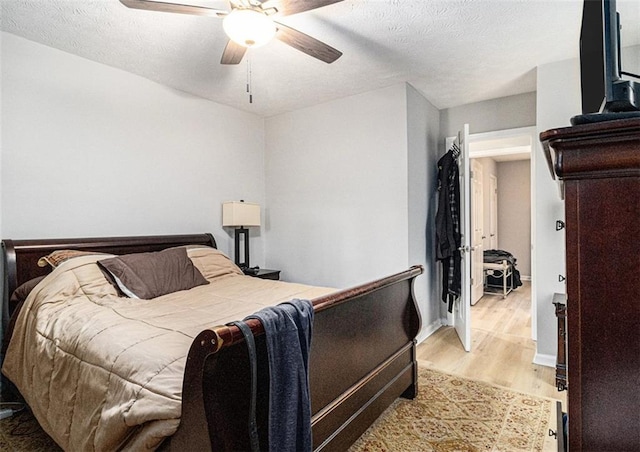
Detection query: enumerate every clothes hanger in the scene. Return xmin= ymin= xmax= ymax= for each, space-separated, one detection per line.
xmin=450 ymin=143 xmax=460 ymax=159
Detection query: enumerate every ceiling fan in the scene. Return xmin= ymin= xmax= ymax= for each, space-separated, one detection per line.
xmin=119 ymin=0 xmax=344 ymax=65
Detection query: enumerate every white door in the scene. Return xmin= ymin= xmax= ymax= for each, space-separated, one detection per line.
xmin=489 ymin=175 xmax=498 ymax=250
xmin=471 ymin=159 xmax=484 ymax=305
xmin=454 ymin=124 xmax=472 ymax=351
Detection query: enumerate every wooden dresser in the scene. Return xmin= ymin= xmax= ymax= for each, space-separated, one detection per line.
xmin=541 ymin=117 xmax=640 ymax=451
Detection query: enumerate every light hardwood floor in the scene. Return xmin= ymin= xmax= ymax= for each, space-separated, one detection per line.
xmin=417 ymin=281 xmax=566 ymax=405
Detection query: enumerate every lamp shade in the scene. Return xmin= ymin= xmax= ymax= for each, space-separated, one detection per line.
xmin=222 ymin=201 xmax=261 ymax=227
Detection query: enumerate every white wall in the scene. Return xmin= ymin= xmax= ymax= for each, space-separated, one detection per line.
xmin=534 ymin=57 xmax=580 ymax=361
xmin=1 ymin=33 xmax=265 ymax=263
xmin=264 ymin=84 xmax=409 ymax=288
xmin=497 ymin=160 xmax=531 ymax=277
xmin=407 ymin=84 xmax=442 ymax=340
xmin=622 ymin=45 xmax=640 ymax=82
xmin=265 ymin=83 xmax=441 ymax=339
xmin=0 ymin=33 xmax=269 ymax=339
xmin=440 ymin=92 xmax=537 ymax=138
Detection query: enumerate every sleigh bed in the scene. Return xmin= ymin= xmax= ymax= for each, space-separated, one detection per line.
xmin=1 ymin=233 xmax=423 ymax=451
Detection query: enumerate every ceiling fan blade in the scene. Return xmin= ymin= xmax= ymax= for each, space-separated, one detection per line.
xmin=274 ymin=22 xmax=342 ymax=63
xmin=119 ymin=0 xmax=227 ymax=17
xmin=220 ymin=40 xmax=247 ymax=65
xmin=261 ymin=0 xmax=343 ymax=17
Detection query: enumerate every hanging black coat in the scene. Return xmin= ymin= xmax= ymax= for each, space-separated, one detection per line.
xmin=435 ymin=149 xmax=461 ymax=312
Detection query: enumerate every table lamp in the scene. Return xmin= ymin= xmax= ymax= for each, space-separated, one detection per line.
xmin=222 ymin=200 xmax=261 ymax=269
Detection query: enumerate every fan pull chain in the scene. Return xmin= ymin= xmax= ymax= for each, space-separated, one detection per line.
xmin=246 ymin=57 xmax=253 ymax=104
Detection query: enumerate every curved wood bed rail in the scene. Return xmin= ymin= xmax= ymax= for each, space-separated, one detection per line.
xmin=205 ymin=265 xmax=425 ymax=353
xmin=171 ymin=264 xmax=424 ymax=452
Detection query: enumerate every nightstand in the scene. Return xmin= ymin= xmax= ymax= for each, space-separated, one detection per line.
xmin=244 ymin=269 xmax=280 ymax=280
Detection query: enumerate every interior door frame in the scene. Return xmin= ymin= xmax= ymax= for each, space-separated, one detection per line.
xmin=468 ymin=126 xmax=537 ymax=340
xmin=444 ymin=126 xmax=537 ymax=342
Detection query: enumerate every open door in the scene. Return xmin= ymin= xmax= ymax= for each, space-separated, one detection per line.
xmin=489 ymin=175 xmax=498 ymax=250
xmin=454 ymin=124 xmax=472 ymax=351
xmin=471 ymin=159 xmax=484 ymax=305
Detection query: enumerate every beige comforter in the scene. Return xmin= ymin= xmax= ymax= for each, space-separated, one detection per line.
xmin=2 ymin=247 xmax=334 ymax=451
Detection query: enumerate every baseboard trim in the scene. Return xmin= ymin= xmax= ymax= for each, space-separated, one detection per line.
xmin=521 ymin=275 xmax=532 ymax=281
xmin=533 ymin=352 xmax=556 ymax=368
xmin=417 ymin=319 xmax=442 ymax=344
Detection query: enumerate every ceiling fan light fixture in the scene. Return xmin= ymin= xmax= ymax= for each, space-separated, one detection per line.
xmin=223 ymin=9 xmax=276 ymax=48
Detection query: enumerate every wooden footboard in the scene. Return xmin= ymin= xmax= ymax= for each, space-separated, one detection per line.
xmin=169 ymin=265 xmax=424 ymax=452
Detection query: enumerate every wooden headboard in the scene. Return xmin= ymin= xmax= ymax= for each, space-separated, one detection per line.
xmin=2 ymin=233 xmax=217 ymax=321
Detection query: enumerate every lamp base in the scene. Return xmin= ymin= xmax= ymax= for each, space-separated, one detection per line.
xmin=234 ymin=227 xmax=250 ymax=268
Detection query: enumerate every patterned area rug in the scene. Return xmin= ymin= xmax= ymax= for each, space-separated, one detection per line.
xmin=0 ymin=406 xmax=61 ymax=452
xmin=350 ymin=366 xmax=556 ymax=452
xmin=1 ymin=366 xmax=556 ymax=451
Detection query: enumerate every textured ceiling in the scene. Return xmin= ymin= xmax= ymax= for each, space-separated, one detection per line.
xmin=2 ymin=0 xmax=639 ymax=117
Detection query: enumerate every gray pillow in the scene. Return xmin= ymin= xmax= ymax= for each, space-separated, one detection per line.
xmin=10 ymin=275 xmax=46 ymax=305
xmin=97 ymin=247 xmax=209 ymax=299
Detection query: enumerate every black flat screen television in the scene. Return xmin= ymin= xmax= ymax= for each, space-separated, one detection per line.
xmin=575 ymin=0 xmax=639 ymax=123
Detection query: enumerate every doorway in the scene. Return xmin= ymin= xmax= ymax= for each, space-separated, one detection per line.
xmin=469 ymin=126 xmax=535 ymax=341
xmin=443 ymin=124 xmax=537 ymax=351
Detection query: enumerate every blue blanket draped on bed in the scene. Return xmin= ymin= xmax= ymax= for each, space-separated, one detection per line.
xmin=247 ymin=299 xmax=314 ymax=452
